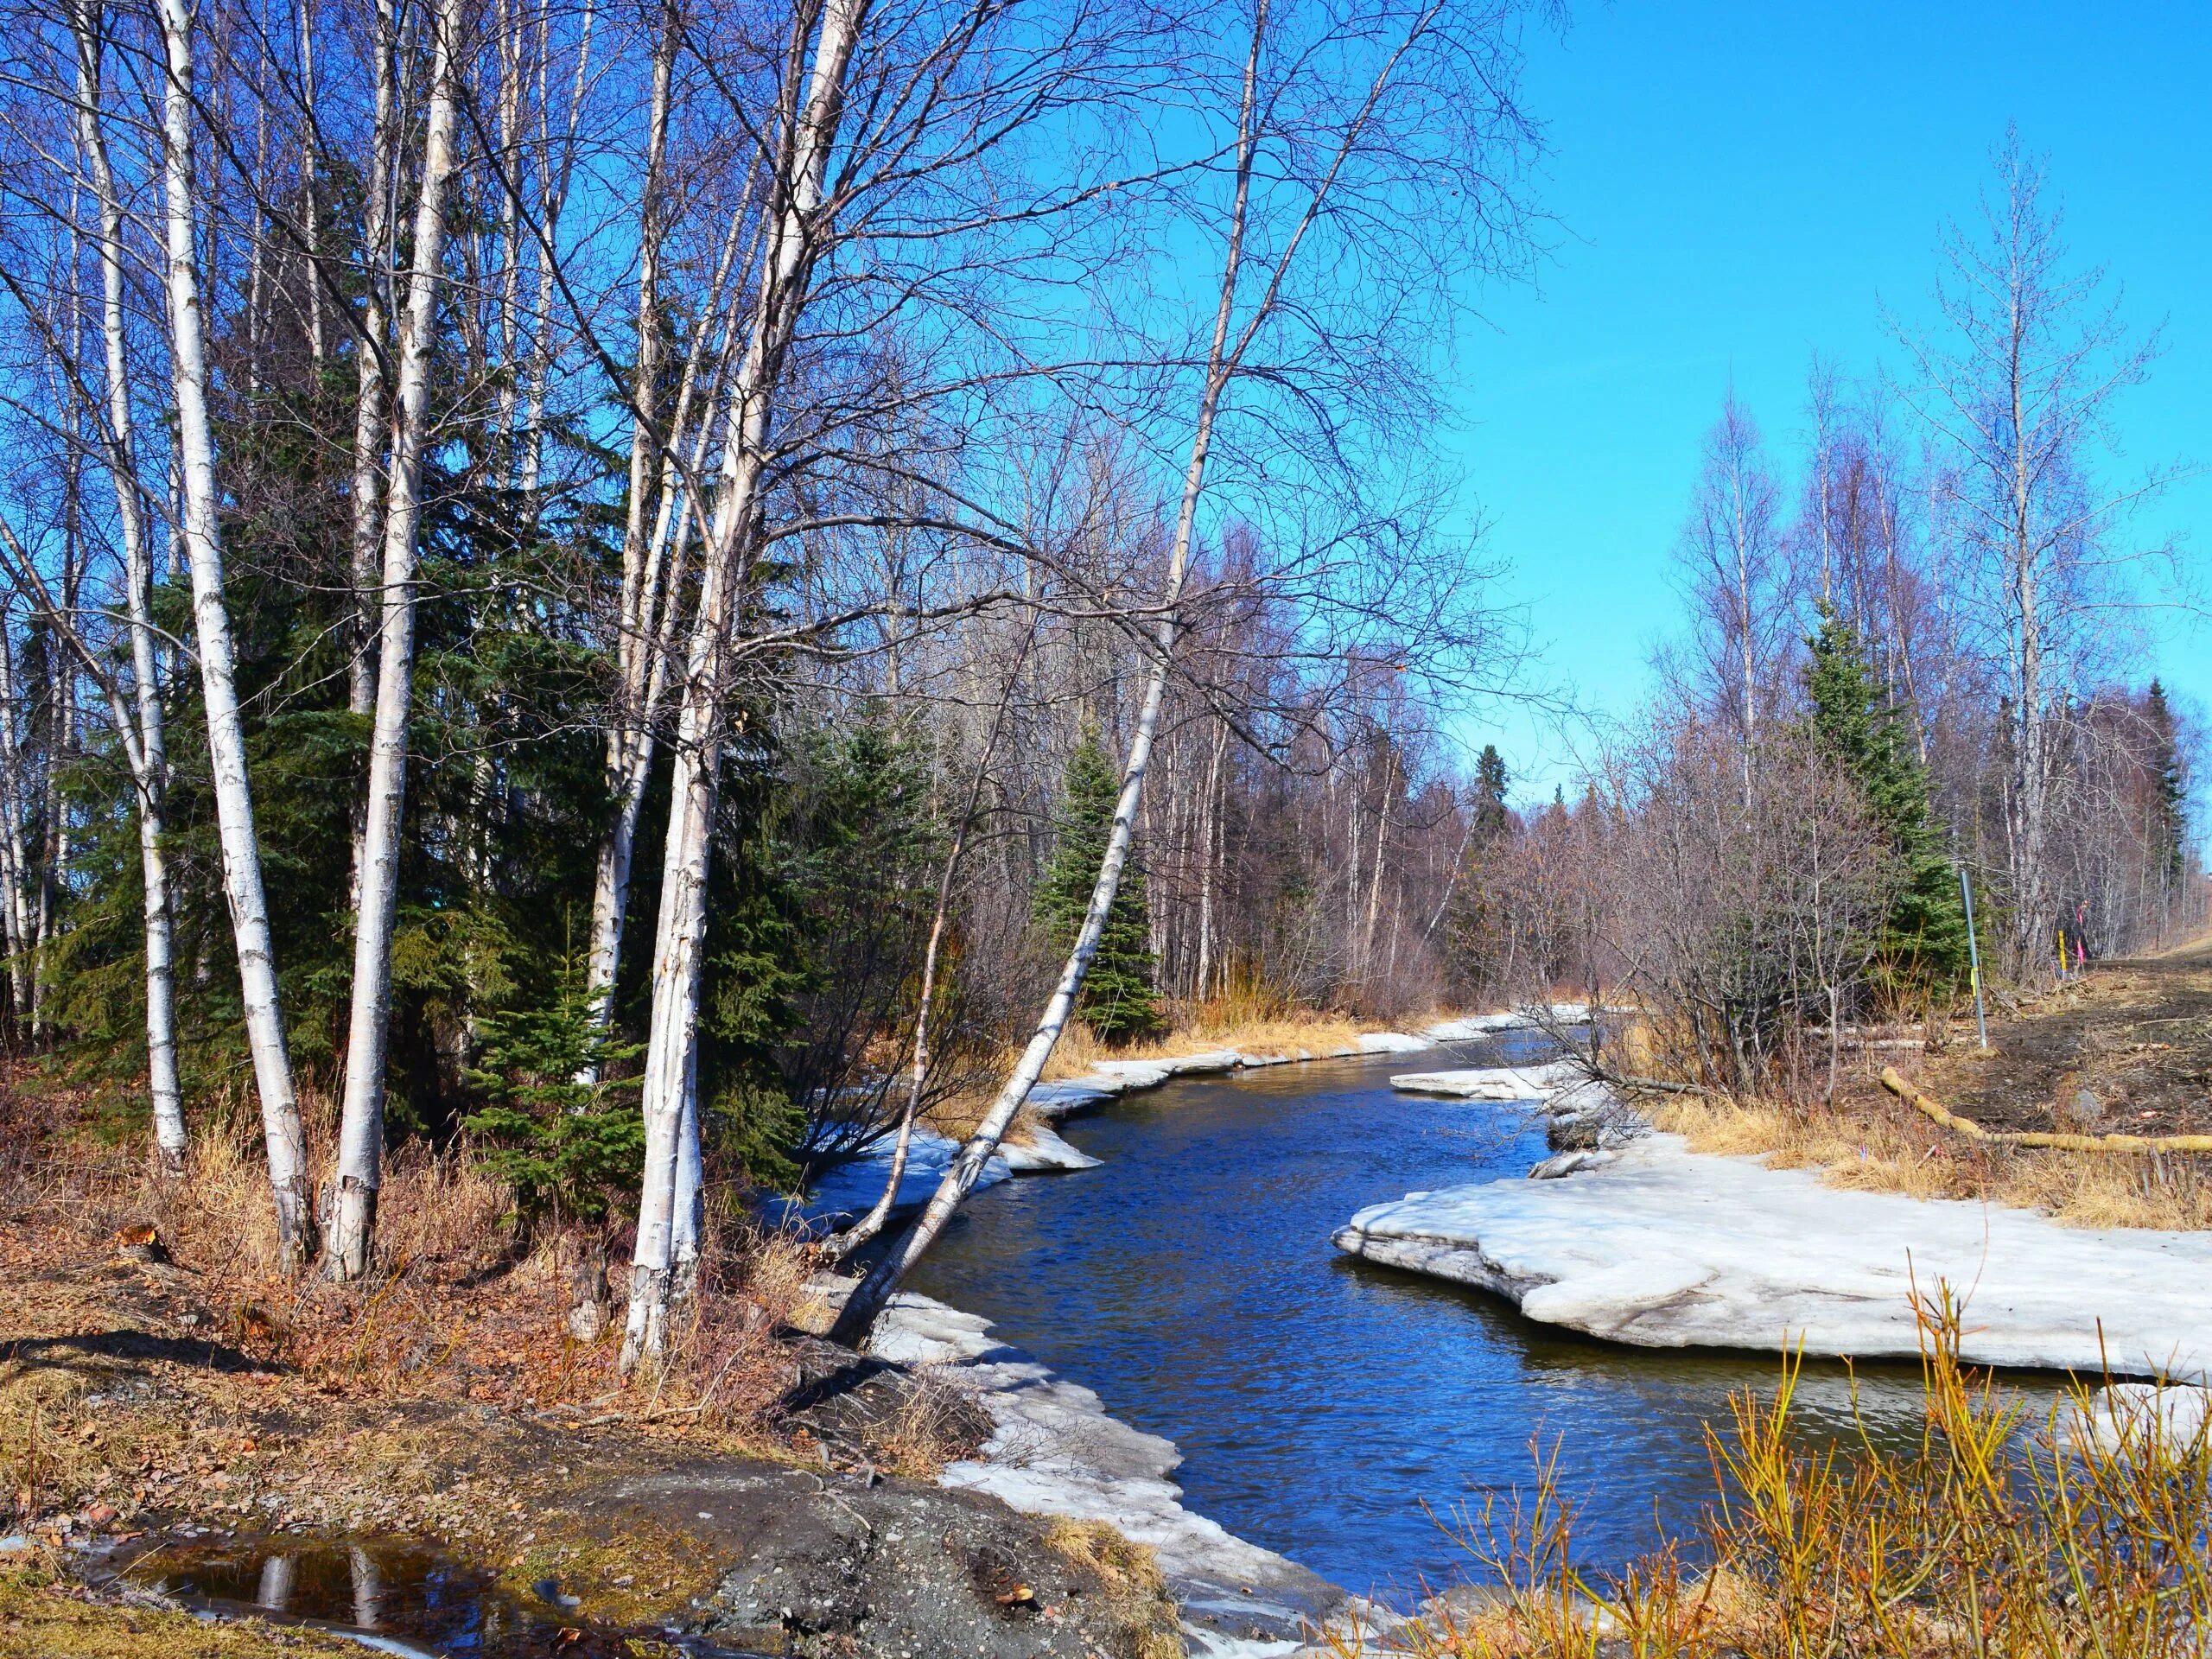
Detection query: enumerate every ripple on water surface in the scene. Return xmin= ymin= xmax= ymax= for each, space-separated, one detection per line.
xmin=905 ymin=1042 xmax=2034 ymax=1608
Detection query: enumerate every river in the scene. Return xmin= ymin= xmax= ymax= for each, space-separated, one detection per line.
xmin=906 ymin=1040 xmax=1968 ymax=1608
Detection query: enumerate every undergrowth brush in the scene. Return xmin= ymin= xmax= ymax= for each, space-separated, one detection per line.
xmin=0 ymin=1074 xmax=817 ymax=1534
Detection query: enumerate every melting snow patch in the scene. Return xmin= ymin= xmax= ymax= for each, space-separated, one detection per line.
xmin=1333 ymin=1133 xmax=2212 ymax=1380
xmin=858 ymin=1289 xmax=1346 ymax=1649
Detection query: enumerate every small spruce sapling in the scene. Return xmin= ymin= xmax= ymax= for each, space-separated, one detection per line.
xmin=1035 ymin=724 xmax=1161 ymax=1042
xmin=464 ymin=957 xmax=645 ymax=1233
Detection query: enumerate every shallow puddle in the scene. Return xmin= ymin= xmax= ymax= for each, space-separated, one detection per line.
xmin=117 ymin=1534 xmax=745 ymax=1656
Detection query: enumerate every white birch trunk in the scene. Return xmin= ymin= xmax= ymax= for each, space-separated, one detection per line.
xmin=346 ymin=0 xmax=397 ymax=721
xmin=0 ymin=614 xmax=34 ymax=1024
xmin=330 ymin=0 xmax=466 ymax=1280
xmin=297 ymin=0 xmax=326 ymax=365
xmin=623 ymin=0 xmax=867 ymax=1372
xmin=156 ymin=0 xmax=315 ymax=1264
xmin=579 ymin=5 xmax=684 ymax=1046
xmin=76 ymin=1 xmax=184 ymax=1164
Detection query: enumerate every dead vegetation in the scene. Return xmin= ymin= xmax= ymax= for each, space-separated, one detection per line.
xmin=0 ymin=1071 xmax=969 ymax=1556
xmin=1620 ymin=939 xmax=2212 ymax=1230
xmin=1040 ymin=1518 xmax=1184 ymax=1659
xmin=0 ymin=1557 xmax=367 ymax=1657
xmin=1037 ymin=1003 xmax=1388 ymax=1083
xmin=1320 ymin=1298 xmax=2212 ymax=1658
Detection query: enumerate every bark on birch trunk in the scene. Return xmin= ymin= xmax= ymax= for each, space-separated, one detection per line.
xmin=75 ymin=0 xmax=184 ymax=1165
xmin=156 ymin=0 xmax=315 ymax=1264
xmin=330 ymin=0 xmax=467 ymax=1281
xmin=623 ymin=0 xmax=868 ymax=1373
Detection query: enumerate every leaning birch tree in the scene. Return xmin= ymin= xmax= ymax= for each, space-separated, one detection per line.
xmin=831 ymin=0 xmax=1528 ymax=1344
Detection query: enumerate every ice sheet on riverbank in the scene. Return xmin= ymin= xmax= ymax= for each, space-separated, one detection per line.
xmin=1334 ymin=1133 xmax=2212 ymax=1381
xmin=863 ymin=1290 xmax=1344 ymax=1653
xmin=1388 ymin=1061 xmax=1584 ymax=1100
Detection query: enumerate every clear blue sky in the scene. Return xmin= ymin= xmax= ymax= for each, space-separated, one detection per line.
xmin=1446 ymin=0 xmax=2209 ymax=801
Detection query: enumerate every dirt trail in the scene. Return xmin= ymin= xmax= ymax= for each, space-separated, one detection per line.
xmin=1924 ymin=936 xmax=2212 ymax=1138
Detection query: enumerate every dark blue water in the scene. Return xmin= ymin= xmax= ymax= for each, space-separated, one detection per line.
xmin=907 ymin=1045 xmax=1948 ymax=1606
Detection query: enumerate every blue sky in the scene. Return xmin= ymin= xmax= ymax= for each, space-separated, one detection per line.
xmin=1444 ymin=0 xmax=2209 ymax=800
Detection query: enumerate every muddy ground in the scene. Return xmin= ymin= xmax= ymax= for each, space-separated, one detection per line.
xmin=1880 ymin=938 xmax=2212 ymax=1138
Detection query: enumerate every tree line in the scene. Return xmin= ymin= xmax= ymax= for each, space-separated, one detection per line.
xmin=1452 ymin=137 xmax=2205 ymax=1098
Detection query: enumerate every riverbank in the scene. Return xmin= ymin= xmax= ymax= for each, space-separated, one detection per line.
xmin=807 ymin=1004 xmax=1593 ymax=1223
xmin=1647 ymin=938 xmax=2212 ymax=1230
xmin=0 ymin=1084 xmax=1194 ymax=1658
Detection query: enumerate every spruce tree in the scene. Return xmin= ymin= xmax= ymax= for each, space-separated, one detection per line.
xmin=1036 ymin=725 xmax=1161 ymax=1041
xmin=1472 ymin=744 xmax=1510 ymax=844
xmin=1804 ymin=610 xmax=1972 ymax=997
xmin=2146 ymin=679 xmax=2188 ymax=888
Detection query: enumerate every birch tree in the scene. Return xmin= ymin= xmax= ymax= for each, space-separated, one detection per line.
xmin=330 ymin=0 xmax=469 ymax=1279
xmin=73 ymin=0 xmax=184 ymax=1167
xmin=832 ymin=0 xmax=1516 ymax=1344
xmin=1895 ymin=131 xmax=2162 ymax=977
xmin=623 ymin=0 xmax=870 ymax=1370
xmin=155 ymin=0 xmax=315 ymax=1263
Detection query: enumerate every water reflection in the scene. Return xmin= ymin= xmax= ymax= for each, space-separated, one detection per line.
xmin=905 ymin=1044 xmax=2062 ymax=1607
xmin=120 ymin=1536 xmax=642 ymax=1656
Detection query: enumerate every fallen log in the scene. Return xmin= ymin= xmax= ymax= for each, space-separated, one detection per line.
xmin=1878 ymin=1066 xmax=2212 ymax=1154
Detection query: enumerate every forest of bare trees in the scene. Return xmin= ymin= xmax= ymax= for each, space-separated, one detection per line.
xmin=0 ymin=0 xmax=2199 ymax=1354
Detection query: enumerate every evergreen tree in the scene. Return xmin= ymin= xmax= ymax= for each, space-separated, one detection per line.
xmin=1036 ymin=725 xmax=1160 ymax=1041
xmin=2147 ymin=679 xmax=2188 ymax=888
xmin=463 ymin=956 xmax=645 ymax=1233
xmin=1804 ymin=609 xmax=1972 ymax=996
xmin=1471 ymin=744 xmax=1510 ymax=845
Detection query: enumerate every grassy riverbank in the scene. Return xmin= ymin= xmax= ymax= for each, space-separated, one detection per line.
xmin=1038 ymin=1003 xmax=1418 ymax=1081
xmin=1641 ymin=938 xmax=2212 ymax=1230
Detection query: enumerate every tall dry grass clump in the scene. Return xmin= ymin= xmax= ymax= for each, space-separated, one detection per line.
xmin=1322 ymin=1292 xmax=2212 ymax=1658
xmin=1035 ymin=1001 xmax=1380 ymax=1082
xmin=1646 ymin=1094 xmax=2212 ymax=1231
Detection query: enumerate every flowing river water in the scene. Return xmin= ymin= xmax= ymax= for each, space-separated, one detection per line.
xmin=906 ymin=1039 xmax=2015 ymax=1609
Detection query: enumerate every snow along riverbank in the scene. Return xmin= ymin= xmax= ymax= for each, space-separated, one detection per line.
xmin=1333 ymin=1068 xmax=2212 ymax=1382
xmin=790 ymin=1008 xmax=1599 ymax=1654
xmin=802 ymin=1279 xmax=1346 ymax=1656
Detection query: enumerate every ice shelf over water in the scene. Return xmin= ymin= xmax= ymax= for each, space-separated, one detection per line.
xmin=1334 ymin=1131 xmax=2212 ymax=1381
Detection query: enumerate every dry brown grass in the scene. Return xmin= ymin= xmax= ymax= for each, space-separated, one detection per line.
xmin=0 ymin=1561 xmax=368 ymax=1656
xmin=0 ymin=1071 xmax=823 ymax=1541
xmin=1041 ymin=1517 xmax=1183 ymax=1659
xmin=1645 ymin=1091 xmax=2212 ymax=1230
xmin=1037 ymin=1007 xmax=1385 ymax=1082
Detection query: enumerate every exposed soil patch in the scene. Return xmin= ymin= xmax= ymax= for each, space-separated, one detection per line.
xmin=1919 ymin=942 xmax=2212 ymax=1138
xmin=1647 ymin=938 xmax=2212 ymax=1230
